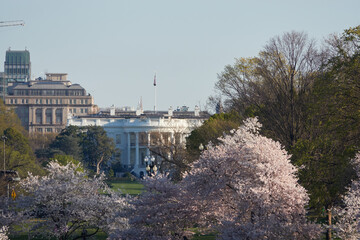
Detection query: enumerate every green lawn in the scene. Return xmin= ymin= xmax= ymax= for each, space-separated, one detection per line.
xmin=10 ymin=180 xmax=216 ymax=239
xmin=107 ymin=179 xmax=144 ymax=195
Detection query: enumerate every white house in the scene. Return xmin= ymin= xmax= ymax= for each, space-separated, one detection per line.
xmin=67 ymin=106 xmax=209 ymax=176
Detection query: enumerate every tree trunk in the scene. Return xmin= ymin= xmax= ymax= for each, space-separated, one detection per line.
xmin=327 ymin=209 xmax=332 ymax=240
xmin=96 ymin=155 xmax=104 ymax=175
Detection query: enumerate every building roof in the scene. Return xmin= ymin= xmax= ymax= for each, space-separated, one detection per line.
xmin=11 ymin=81 xmax=85 ymax=90
xmin=5 ymin=50 xmax=30 ymax=65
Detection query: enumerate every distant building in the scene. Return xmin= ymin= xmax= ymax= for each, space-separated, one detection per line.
xmin=68 ymin=107 xmax=210 ymax=177
xmin=4 ymin=49 xmax=31 ymax=82
xmin=1 ymin=49 xmax=31 ymax=99
xmin=5 ymin=73 xmax=98 ymax=133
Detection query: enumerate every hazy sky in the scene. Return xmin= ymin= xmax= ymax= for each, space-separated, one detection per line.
xmin=0 ymin=0 xmax=359 ymax=111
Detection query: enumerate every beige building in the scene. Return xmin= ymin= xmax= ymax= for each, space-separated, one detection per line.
xmin=4 ymin=73 xmax=98 ymax=133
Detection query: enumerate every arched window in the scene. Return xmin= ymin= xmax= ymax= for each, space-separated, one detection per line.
xmin=46 ymin=108 xmax=52 ymax=124
xmin=56 ymin=109 xmax=62 ymax=124
xmin=35 ymin=109 xmax=42 ymax=124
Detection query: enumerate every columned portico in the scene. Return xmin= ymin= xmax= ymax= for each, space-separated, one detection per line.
xmin=67 ymin=110 xmax=209 ymax=177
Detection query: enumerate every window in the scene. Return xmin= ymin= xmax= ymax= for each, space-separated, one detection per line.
xmin=36 ymin=109 xmax=42 ymax=124
xmin=73 ymin=108 xmax=77 ymax=113
xmin=56 ymin=109 xmax=62 ymax=124
xmin=80 ymin=108 xmax=83 ymax=113
xmin=46 ymin=128 xmax=53 ymax=133
xmin=46 ymin=108 xmax=52 ymax=123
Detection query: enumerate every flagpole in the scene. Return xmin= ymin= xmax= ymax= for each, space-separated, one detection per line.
xmin=153 ymin=73 xmax=157 ymax=113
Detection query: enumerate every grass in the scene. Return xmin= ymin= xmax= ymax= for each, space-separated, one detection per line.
xmin=9 ymin=179 xmax=216 ymax=239
xmin=193 ymin=234 xmax=216 ymax=240
xmin=107 ymin=179 xmax=144 ymax=195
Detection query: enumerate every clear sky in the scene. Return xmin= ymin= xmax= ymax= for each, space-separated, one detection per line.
xmin=0 ymin=0 xmax=359 ymax=112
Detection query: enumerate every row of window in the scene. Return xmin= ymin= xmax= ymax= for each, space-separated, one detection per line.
xmin=9 ymin=98 xmax=89 ymax=105
xmin=35 ymin=108 xmax=63 ymax=124
xmin=69 ymin=108 xmax=88 ymax=114
xmin=10 ymin=99 xmax=29 ymax=104
xmin=13 ymin=89 xmax=86 ymax=96
xmin=5 ymin=68 xmax=29 ymax=74
xmin=69 ymin=99 xmax=89 ymax=104
xmin=35 ymin=128 xmax=62 ymax=133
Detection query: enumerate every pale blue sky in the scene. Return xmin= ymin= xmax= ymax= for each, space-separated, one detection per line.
xmin=0 ymin=0 xmax=359 ymax=111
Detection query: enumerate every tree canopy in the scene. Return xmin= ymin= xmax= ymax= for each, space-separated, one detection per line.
xmin=44 ymin=125 xmax=116 ymax=174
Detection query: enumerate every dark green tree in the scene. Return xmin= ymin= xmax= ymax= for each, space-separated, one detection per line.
xmin=291 ymin=25 xmax=360 ymax=239
xmin=81 ymin=126 xmax=115 ymax=174
xmin=51 ymin=126 xmax=83 ymax=156
xmin=186 ymin=111 xmax=241 ymax=158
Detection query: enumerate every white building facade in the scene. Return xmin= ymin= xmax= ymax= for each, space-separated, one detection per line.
xmin=67 ymin=108 xmax=209 ymax=176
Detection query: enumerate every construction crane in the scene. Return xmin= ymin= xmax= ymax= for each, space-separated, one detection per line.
xmin=0 ymin=20 xmax=25 ymax=28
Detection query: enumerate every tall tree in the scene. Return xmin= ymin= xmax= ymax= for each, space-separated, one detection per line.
xmin=1 ymin=127 xmax=44 ymax=178
xmin=48 ymin=126 xmax=83 ymax=160
xmin=0 ymin=99 xmax=44 ymax=195
xmin=81 ymin=126 xmax=115 ymax=174
xmin=186 ymin=111 xmax=241 ymax=156
xmin=288 ymin=25 xmax=360 ymax=239
xmin=215 ymin=31 xmax=322 ymax=149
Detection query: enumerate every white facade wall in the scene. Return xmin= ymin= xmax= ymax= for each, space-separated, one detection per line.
xmin=67 ymin=116 xmax=204 ymax=176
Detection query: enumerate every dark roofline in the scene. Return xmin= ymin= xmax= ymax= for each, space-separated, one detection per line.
xmin=74 ymin=111 xmax=210 ymax=120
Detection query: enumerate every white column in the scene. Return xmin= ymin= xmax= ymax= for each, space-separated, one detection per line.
xmin=135 ymin=132 xmax=139 ymax=167
xmin=147 ymin=132 xmax=151 ymax=156
xmin=171 ymin=132 xmax=175 ymax=144
xmin=127 ymin=132 xmax=131 ymax=167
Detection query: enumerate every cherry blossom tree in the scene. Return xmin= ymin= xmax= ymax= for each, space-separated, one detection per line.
xmin=0 ymin=197 xmax=26 ymax=236
xmin=114 ymin=118 xmax=320 ymax=239
xmin=113 ymin=174 xmax=202 ymax=240
xmin=333 ymin=153 xmax=360 ymax=240
xmin=0 ymin=226 xmax=9 ymax=240
xmin=183 ymin=117 xmax=320 ymax=239
xmin=20 ymin=161 xmax=128 ymax=240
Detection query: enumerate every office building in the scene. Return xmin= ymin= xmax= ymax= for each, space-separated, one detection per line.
xmin=5 ymin=73 xmax=98 ymax=133
xmin=1 ymin=49 xmax=31 ymax=99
